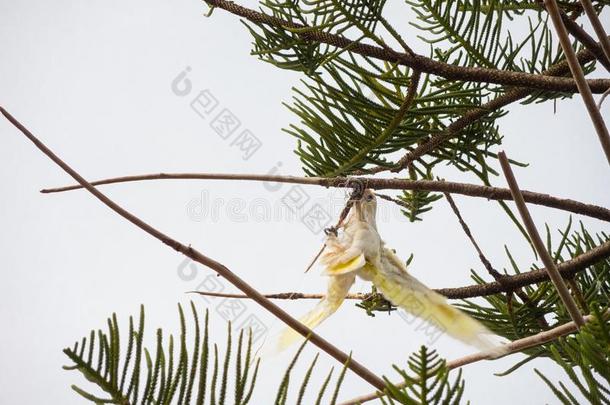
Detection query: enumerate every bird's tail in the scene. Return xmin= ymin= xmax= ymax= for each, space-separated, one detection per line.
xmin=367 ymin=264 xmax=507 ymax=356
xmin=269 ymin=274 xmax=355 ymax=354
xmin=275 ymin=297 xmax=343 ymax=352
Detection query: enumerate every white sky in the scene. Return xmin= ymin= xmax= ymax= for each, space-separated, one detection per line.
xmin=1 ymin=0 xmax=609 ymax=404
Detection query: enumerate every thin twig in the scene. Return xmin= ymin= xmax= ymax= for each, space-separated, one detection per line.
xmin=188 ymin=235 xmax=610 ymax=300
xmin=498 ymin=151 xmax=586 ymax=327
xmin=561 ymin=16 xmax=610 ymax=72
xmin=189 ymin=290 xmax=369 ymax=300
xmin=598 ymin=86 xmax=610 ymax=110
xmin=444 ymin=193 xmax=503 ymax=279
xmin=374 ymin=192 xmax=409 ymax=209
xmin=443 ymin=193 xmax=549 ymax=328
xmin=543 ymin=0 xmax=610 ymax=165
xmin=40 ymin=173 xmax=610 ymax=223
xmin=303 ymin=246 xmax=326 ymax=274
xmin=0 ymin=106 xmax=389 ymax=393
xmin=340 ymin=310 xmax=609 ymax=405
xmin=204 ymin=0 xmax=610 ymax=94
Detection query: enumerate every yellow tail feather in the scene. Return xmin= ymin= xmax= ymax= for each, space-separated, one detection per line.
xmin=364 ymin=262 xmax=507 ymax=355
xmin=270 ymin=274 xmax=355 ymax=353
xmin=275 ymin=299 xmax=342 ymax=352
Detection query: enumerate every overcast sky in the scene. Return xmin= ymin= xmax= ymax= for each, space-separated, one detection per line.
xmin=1 ymin=1 xmax=609 ymax=404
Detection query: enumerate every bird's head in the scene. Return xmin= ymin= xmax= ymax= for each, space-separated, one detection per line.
xmin=354 ymin=189 xmax=377 ymax=225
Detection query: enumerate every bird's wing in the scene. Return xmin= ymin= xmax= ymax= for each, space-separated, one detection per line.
xmin=320 ymin=232 xmax=366 ymax=276
xmin=364 ymin=249 xmax=507 ymax=355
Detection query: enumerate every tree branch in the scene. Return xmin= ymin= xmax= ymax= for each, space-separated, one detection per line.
xmin=189 ymin=232 xmax=610 ymax=301
xmin=561 ymin=13 xmax=610 ymax=72
xmin=189 ymin=290 xmax=368 ymax=300
xmin=498 ymin=151 xmax=585 ymax=326
xmin=203 ymin=0 xmax=610 ymax=94
xmin=41 ymin=172 xmax=610 ymax=223
xmin=0 ymin=107 xmax=389 ymax=394
xmin=577 ymin=0 xmax=610 ymax=65
xmin=535 ymin=0 xmax=610 ymax=72
xmin=599 ymin=86 xmax=610 ymax=109
xmin=339 ymin=310 xmax=609 ymax=405
xmin=543 ymin=0 xmax=610 ymax=165
xmin=438 ymin=236 xmax=610 ymax=299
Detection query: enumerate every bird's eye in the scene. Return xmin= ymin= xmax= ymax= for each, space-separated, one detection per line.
xmin=366 ymin=194 xmax=374 ymax=201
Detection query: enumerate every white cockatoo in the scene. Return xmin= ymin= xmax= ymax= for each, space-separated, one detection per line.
xmin=276 ymin=189 xmax=506 ymax=355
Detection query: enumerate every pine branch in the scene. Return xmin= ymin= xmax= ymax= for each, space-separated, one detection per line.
xmin=340 ymin=309 xmax=610 ymax=405
xmin=40 ymin=172 xmax=610 ymax=222
xmin=389 ymin=40 xmax=607 ymax=171
xmin=0 ymin=107 xmax=389 ymax=394
xmin=203 ymin=0 xmax=610 ymax=94
xmin=325 ymin=69 xmax=422 ymax=176
xmin=438 ymin=236 xmax=610 ymax=299
xmin=64 ymin=304 xmax=351 ymax=404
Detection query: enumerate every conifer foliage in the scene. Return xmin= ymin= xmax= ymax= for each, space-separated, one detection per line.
xmin=61 ymin=0 xmax=610 ymax=403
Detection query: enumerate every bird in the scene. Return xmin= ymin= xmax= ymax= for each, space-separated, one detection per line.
xmin=274 ymin=189 xmax=506 ymax=355
xmin=274 ymin=189 xmax=381 ymax=351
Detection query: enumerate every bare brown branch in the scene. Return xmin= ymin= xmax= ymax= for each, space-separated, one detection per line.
xmin=443 ymin=193 xmax=549 ymax=328
xmin=535 ymin=0 xmax=610 ymax=71
xmin=0 ymin=107 xmax=388 ymax=393
xmin=543 ymin=0 xmax=610 ymax=165
xmin=498 ymin=151 xmax=586 ymax=326
xmin=437 ymin=236 xmax=610 ymax=299
xmin=577 ymin=0 xmax=610 ymax=65
xmin=40 ymin=173 xmax=610 ymax=223
xmin=189 ymin=290 xmax=367 ymax=300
